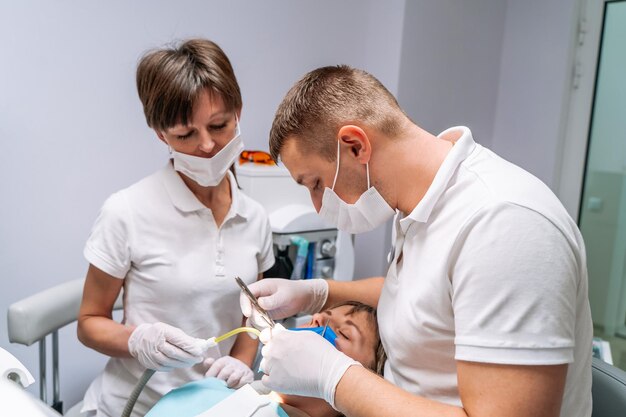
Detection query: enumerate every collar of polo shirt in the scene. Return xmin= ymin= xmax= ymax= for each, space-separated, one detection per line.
xmin=162 ymin=163 xmax=251 ymax=220
xmin=398 ymin=126 xmax=476 ymax=233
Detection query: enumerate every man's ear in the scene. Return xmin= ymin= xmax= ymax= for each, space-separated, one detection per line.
xmin=337 ymin=125 xmax=371 ymax=164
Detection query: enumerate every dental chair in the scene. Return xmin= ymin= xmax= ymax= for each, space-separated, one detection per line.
xmin=7 ymin=279 xmax=122 ymax=416
xmin=591 ymin=356 xmax=626 ymax=417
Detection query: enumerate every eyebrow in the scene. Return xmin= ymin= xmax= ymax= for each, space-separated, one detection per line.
xmin=296 ymin=174 xmax=314 ymax=186
xmin=208 ymin=111 xmax=229 ymax=122
xmin=344 ymin=319 xmax=363 ymax=336
xmin=325 ymin=309 xmax=364 ymax=337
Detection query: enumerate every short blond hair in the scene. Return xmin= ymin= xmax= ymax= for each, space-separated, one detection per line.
xmin=269 ymin=65 xmax=405 ymax=162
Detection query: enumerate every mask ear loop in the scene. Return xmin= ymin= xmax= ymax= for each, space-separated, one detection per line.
xmin=234 ymin=114 xmax=241 ymax=137
xmin=331 ymin=139 xmax=341 ymax=190
xmin=333 ymin=139 xmax=371 ymax=190
xmin=162 ymin=131 xmax=173 ymax=154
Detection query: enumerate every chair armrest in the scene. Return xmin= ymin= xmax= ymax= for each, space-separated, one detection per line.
xmin=7 ymin=279 xmax=123 ymax=346
xmin=591 ymin=357 xmax=626 ymax=416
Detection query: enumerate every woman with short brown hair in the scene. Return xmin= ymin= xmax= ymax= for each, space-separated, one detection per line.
xmin=77 ymin=39 xmax=274 ymax=417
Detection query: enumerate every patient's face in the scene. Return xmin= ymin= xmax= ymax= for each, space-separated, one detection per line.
xmin=303 ymin=304 xmax=378 ymax=371
xmin=280 ymin=304 xmax=380 ymax=417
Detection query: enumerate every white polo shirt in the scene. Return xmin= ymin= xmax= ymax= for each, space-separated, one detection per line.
xmin=377 ymin=127 xmax=592 ymax=417
xmin=82 ymin=163 xmax=274 ymax=417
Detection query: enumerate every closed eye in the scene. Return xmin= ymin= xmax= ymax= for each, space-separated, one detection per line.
xmin=210 ymin=123 xmax=227 ymax=131
xmin=177 ymin=131 xmax=193 ymax=140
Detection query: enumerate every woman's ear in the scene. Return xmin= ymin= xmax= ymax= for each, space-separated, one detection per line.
xmin=337 ymin=125 xmax=371 ymax=164
xmin=155 ymin=130 xmax=168 ymax=145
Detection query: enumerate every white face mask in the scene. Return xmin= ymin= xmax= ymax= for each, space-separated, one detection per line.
xmin=318 ymin=140 xmax=395 ymax=234
xmin=168 ymin=120 xmax=243 ymax=187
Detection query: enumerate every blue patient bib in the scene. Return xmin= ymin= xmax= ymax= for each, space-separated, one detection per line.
xmin=290 ymin=326 xmax=338 ymax=346
xmin=145 ymin=377 xmax=288 ymax=417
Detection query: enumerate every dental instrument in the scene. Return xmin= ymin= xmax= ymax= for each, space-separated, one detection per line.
xmin=321 ymin=319 xmax=329 ymax=338
xmin=236 ymin=276 xmax=276 ymax=329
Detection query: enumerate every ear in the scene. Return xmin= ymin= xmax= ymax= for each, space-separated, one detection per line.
xmin=337 ymin=125 xmax=371 ymax=164
xmin=155 ymin=129 xmax=169 ymax=146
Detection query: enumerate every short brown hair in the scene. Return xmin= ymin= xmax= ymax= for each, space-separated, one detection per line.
xmin=136 ymin=38 xmax=241 ymax=131
xmin=269 ymin=65 xmax=405 ymax=162
xmin=332 ymin=300 xmax=387 ymax=376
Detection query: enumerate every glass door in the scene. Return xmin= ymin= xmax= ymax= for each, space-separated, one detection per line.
xmin=579 ymin=0 xmax=626 ymax=370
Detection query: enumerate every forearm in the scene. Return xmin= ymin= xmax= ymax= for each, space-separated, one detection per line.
xmin=78 ymin=264 xmax=131 ymax=357
xmin=323 ymin=277 xmax=384 ymax=310
xmin=77 ymin=315 xmax=134 ymax=358
xmin=230 ymin=273 xmax=263 ymax=367
xmin=335 ymin=366 xmax=467 ymax=417
xmin=229 ymin=320 xmax=259 ymax=367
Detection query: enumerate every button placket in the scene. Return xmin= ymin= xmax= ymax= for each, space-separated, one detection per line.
xmin=215 ymin=229 xmax=226 ymax=278
xmin=387 ymin=229 xmax=406 ymax=281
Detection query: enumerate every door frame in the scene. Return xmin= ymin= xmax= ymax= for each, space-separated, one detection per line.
xmin=558 ymin=0 xmax=626 ymax=337
xmin=556 ymin=0 xmax=606 ymax=220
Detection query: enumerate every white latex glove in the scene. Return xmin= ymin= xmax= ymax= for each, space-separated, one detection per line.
xmin=128 ymin=322 xmax=214 ymax=371
xmin=203 ymin=356 xmax=255 ymax=388
xmin=259 ymin=324 xmax=361 ymax=410
xmin=240 ymin=278 xmax=329 ymax=329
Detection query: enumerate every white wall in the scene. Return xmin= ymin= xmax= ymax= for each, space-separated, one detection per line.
xmin=491 ymin=0 xmax=579 ymax=190
xmin=397 ymin=0 xmax=580 ymax=190
xmin=397 ymin=0 xmax=508 ymax=149
xmin=0 ymin=0 xmax=406 ymax=407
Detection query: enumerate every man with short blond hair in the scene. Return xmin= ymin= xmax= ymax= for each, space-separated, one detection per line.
xmin=243 ymin=65 xmax=592 ymax=417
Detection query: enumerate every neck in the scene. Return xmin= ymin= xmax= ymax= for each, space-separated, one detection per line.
xmin=179 ymin=169 xmax=232 ymax=208
xmin=377 ymin=124 xmax=454 ymax=215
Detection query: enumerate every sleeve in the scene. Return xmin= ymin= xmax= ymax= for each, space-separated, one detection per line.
xmin=257 ymin=215 xmax=275 ymax=274
xmin=83 ymin=192 xmax=133 ymax=279
xmin=450 ymin=202 xmax=579 ymax=365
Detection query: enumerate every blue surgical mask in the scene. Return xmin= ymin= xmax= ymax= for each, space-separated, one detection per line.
xmin=290 ymin=326 xmax=337 ymax=347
